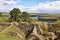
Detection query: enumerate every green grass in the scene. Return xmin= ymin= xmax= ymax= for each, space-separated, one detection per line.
xmin=5 ymin=26 xmax=25 ymax=37
xmin=0 ymin=26 xmax=25 ymax=40
xmin=0 ymin=32 xmax=23 ymax=40
xmin=0 ymin=17 xmax=7 ymax=22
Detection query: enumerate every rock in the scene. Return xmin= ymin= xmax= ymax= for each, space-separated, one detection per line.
xmin=0 ymin=22 xmax=11 ymax=26
xmin=27 ymin=34 xmax=49 ymax=40
xmin=42 ymin=32 xmax=57 ymax=40
xmin=54 ymin=31 xmax=60 ymax=40
xmin=11 ymin=22 xmax=19 ymax=26
xmin=18 ymin=22 xmax=30 ymax=32
xmin=25 ymin=23 xmax=49 ymax=40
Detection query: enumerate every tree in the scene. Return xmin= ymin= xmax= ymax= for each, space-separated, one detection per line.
xmin=0 ymin=13 xmax=2 ymax=17
xmin=22 ymin=12 xmax=30 ymax=22
xmin=9 ymin=8 xmax=21 ymax=22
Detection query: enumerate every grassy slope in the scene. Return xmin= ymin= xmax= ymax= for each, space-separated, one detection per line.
xmin=0 ymin=32 xmax=21 ymax=40
xmin=0 ymin=26 xmax=25 ymax=40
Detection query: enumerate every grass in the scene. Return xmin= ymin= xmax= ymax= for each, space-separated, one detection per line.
xmin=0 ymin=17 xmax=7 ymax=22
xmin=5 ymin=26 xmax=25 ymax=37
xmin=0 ymin=32 xmax=22 ymax=40
xmin=40 ymin=23 xmax=48 ymax=32
xmin=0 ymin=26 xmax=25 ymax=40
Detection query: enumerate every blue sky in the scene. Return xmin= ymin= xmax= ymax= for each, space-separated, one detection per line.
xmin=0 ymin=0 xmax=60 ymax=13
xmin=20 ymin=0 xmax=56 ymax=6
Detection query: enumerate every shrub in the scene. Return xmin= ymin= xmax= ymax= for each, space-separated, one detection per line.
xmin=54 ymin=20 xmax=60 ymax=27
xmin=40 ymin=23 xmax=48 ymax=32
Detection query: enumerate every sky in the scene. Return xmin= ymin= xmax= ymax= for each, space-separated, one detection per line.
xmin=0 ymin=0 xmax=60 ymax=13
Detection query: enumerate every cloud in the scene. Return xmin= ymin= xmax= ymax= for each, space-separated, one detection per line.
xmin=0 ymin=0 xmax=60 ymax=13
xmin=0 ymin=0 xmax=20 ymax=12
xmin=0 ymin=0 xmax=20 ymax=5
xmin=24 ymin=0 xmax=60 ymax=13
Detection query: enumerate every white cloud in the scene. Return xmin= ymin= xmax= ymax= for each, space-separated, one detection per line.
xmin=0 ymin=0 xmax=20 ymax=12
xmin=0 ymin=0 xmax=20 ymax=5
xmin=0 ymin=0 xmax=60 ymax=13
xmin=27 ymin=1 xmax=60 ymax=13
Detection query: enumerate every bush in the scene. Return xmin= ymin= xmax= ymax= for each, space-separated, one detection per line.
xmin=54 ymin=20 xmax=60 ymax=27
xmin=31 ymin=18 xmax=36 ymax=22
xmin=40 ymin=23 xmax=48 ymax=32
xmin=51 ymin=20 xmax=60 ymax=31
xmin=25 ymin=18 xmax=37 ymax=23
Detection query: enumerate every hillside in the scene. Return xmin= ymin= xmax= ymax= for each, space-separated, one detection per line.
xmin=0 ymin=22 xmax=25 ymax=40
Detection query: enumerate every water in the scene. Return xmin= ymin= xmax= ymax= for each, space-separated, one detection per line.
xmin=31 ymin=16 xmax=38 ymax=20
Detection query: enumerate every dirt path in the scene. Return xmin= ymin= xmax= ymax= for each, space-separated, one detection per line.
xmin=16 ymin=32 xmax=24 ymax=40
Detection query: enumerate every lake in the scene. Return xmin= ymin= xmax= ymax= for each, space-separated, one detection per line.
xmin=31 ymin=16 xmax=38 ymax=20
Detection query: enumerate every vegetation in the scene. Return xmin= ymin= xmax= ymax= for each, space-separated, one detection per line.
xmin=21 ymin=12 xmax=30 ymax=22
xmin=0 ymin=17 xmax=7 ymax=22
xmin=0 ymin=32 xmax=22 ymax=40
xmin=49 ymin=20 xmax=60 ymax=32
xmin=9 ymin=8 xmax=21 ymax=22
xmin=0 ymin=13 xmax=2 ymax=17
xmin=0 ymin=25 xmax=25 ymax=40
xmin=9 ymin=8 xmax=36 ymax=23
xmin=30 ymin=18 xmax=37 ymax=23
xmin=51 ymin=20 xmax=60 ymax=31
xmin=54 ymin=20 xmax=60 ymax=27
xmin=40 ymin=23 xmax=48 ymax=32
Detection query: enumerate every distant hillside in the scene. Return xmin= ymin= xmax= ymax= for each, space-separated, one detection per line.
xmin=0 ymin=12 xmax=60 ymax=17
xmin=0 ymin=12 xmax=9 ymax=15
